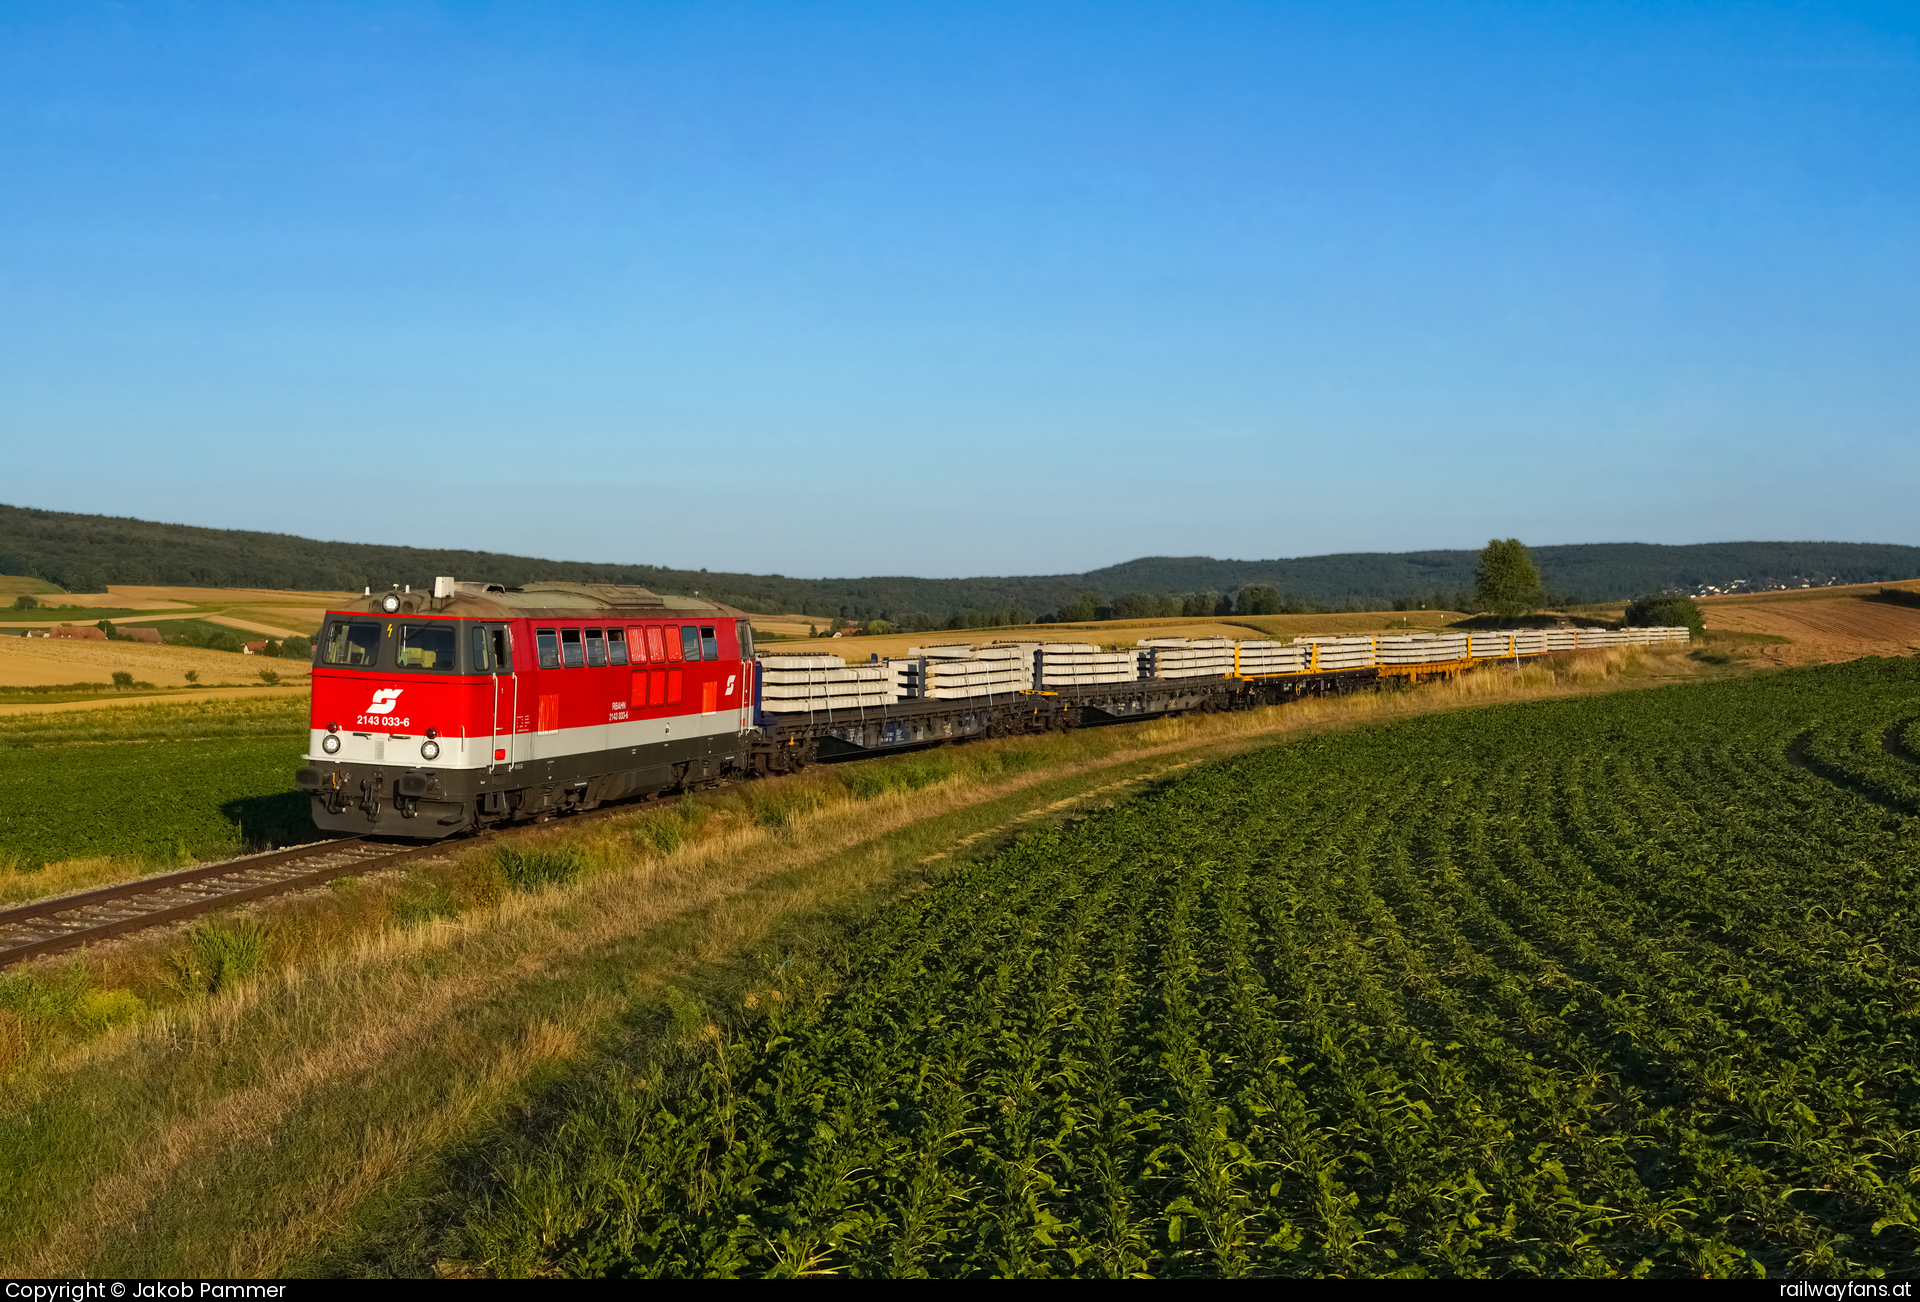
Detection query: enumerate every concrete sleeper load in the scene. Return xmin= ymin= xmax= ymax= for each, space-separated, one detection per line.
xmin=1036 ymin=643 xmax=1136 ymax=687
xmin=759 ymin=655 xmax=893 ymax=712
xmin=894 ymin=644 xmax=1029 ymax=700
xmin=757 ymin=627 xmax=1694 ymax=712
xmin=1136 ymin=637 xmax=1236 ymax=679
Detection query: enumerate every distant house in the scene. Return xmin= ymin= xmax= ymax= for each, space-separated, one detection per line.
xmin=49 ymin=625 xmax=106 ymax=641
xmin=243 ymin=640 xmax=268 ymax=655
xmin=121 ymin=627 xmax=163 ymax=644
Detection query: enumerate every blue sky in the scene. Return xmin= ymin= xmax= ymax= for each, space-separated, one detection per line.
xmin=2 ymin=1 xmax=1916 ymax=577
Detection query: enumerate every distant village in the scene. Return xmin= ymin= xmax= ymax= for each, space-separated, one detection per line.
xmin=1688 ymin=576 xmax=1844 ymax=597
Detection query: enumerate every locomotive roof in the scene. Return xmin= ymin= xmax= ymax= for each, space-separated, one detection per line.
xmin=328 ymin=581 xmax=745 ymax=622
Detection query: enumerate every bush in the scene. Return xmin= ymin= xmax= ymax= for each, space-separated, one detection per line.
xmin=166 ymin=918 xmax=270 ymax=996
xmin=76 ymin=988 xmax=146 ymax=1032
xmin=184 ymin=670 xmax=199 ymax=684
xmin=495 ymin=844 xmax=588 ymax=893
xmin=257 ymin=668 xmax=281 ymax=686
xmin=12 ymin=595 xmax=35 ymax=610
xmin=111 ymin=671 xmax=134 ymax=690
xmin=1625 ymin=592 xmax=1705 ymax=634
xmin=282 ymin=635 xmax=311 ymax=659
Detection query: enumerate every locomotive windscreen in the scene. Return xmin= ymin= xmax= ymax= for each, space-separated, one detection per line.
xmin=397 ymin=623 xmax=457 ymax=671
xmin=322 ymin=620 xmax=381 ymax=666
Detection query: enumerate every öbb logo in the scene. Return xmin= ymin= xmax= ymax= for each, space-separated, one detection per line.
xmin=357 ymin=688 xmax=410 ymax=728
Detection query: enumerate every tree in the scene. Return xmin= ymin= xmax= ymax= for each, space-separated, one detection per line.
xmin=111 ymin=671 xmax=133 ymax=690
xmin=1236 ymin=584 xmax=1282 ymax=616
xmin=1474 ymin=539 xmax=1543 ymax=618
xmin=184 ymin=670 xmax=199 ymax=684
xmin=1182 ymin=590 xmax=1220 ymax=618
xmin=282 ymin=634 xmax=311 ymax=659
xmin=1059 ymin=592 xmax=1100 ymax=623
xmin=12 ymin=595 xmax=34 ymax=610
xmin=1624 ymin=592 xmax=1704 ymax=634
xmin=258 ymin=667 xmax=281 ymax=685
xmin=96 ymin=619 xmax=117 ymax=639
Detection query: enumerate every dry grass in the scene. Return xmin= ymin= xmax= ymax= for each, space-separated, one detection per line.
xmin=0 ymin=642 xmax=1702 ymax=1276
xmin=0 ymin=855 xmax=163 ymax=908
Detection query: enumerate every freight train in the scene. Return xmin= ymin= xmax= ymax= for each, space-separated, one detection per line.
xmin=295 ymin=578 xmax=1690 ymax=838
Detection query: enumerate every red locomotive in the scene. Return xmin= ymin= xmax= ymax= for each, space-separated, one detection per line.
xmin=296 ymin=580 xmax=754 ymax=837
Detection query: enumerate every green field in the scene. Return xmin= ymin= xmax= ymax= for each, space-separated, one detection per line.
xmin=442 ymin=659 xmax=1920 ymax=1278
xmin=0 ymin=699 xmax=313 ymax=868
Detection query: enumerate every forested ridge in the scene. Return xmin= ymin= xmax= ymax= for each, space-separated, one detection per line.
xmin=3 ymin=503 xmax=1917 ymax=624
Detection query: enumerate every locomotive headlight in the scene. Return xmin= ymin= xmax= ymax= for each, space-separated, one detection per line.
xmin=382 ymin=593 xmax=401 ymax=613
xmin=321 ymin=734 xmax=342 ymax=755
xmin=420 ymin=739 xmax=440 ymax=761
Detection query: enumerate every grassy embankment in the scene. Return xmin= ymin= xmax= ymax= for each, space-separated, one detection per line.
xmin=0 ymin=643 xmax=1724 ymax=1277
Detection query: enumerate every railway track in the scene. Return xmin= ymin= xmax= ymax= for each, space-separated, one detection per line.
xmin=0 ymin=790 xmax=705 ymax=970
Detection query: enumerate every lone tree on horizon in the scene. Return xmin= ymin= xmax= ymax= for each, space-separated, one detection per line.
xmin=1475 ymin=538 xmax=1543 ymax=618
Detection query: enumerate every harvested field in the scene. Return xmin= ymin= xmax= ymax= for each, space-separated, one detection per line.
xmin=748 ymin=613 xmax=833 ymax=639
xmin=203 ymin=614 xmax=309 ymax=639
xmin=1702 ymin=582 xmax=1920 ymax=665
xmin=227 ymin=606 xmax=330 ymax=631
xmin=0 ymin=638 xmax=310 ymax=690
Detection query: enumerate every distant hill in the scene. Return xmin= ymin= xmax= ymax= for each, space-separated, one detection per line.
xmin=3 ymin=503 xmax=1917 ymax=630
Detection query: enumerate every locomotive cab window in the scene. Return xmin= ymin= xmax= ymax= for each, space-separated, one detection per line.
xmin=681 ymin=626 xmax=702 ymax=662
xmin=699 ymin=625 xmax=718 ymax=661
xmin=585 ymin=628 xmax=607 ymax=667
xmin=607 ymin=628 xmax=628 ymax=666
xmin=536 ymin=629 xmax=561 ymax=670
xmin=397 ymin=623 xmax=457 ymax=671
xmin=471 ymin=624 xmax=511 ymax=673
xmin=737 ymin=620 xmax=754 ymax=659
xmin=468 ymin=625 xmax=495 ymax=673
xmin=322 ymin=620 xmax=382 ymax=667
xmin=560 ymin=628 xmax=585 ymax=668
